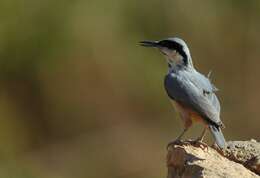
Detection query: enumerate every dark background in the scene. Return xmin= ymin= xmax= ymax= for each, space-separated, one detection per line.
xmin=0 ymin=0 xmax=259 ymax=177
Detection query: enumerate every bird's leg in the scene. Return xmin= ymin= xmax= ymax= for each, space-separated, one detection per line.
xmin=191 ymin=127 xmax=208 ymax=150
xmin=167 ymin=128 xmax=188 ymax=149
xmin=196 ymin=127 xmax=207 ymax=142
xmin=176 ymin=128 xmax=188 ymax=141
xmin=167 ymin=105 xmax=191 ymax=149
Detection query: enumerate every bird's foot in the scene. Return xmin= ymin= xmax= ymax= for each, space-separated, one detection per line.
xmin=188 ymin=139 xmax=209 ymax=151
xmin=167 ymin=139 xmax=183 ymax=150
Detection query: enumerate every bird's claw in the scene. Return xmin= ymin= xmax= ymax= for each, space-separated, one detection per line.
xmin=167 ymin=139 xmax=182 ymax=150
xmin=189 ymin=139 xmax=209 ymax=151
xmin=167 ymin=139 xmax=209 ymax=151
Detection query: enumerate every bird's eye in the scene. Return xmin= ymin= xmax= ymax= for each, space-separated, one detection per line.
xmin=159 ymin=40 xmax=174 ymax=49
xmin=160 ymin=50 xmax=167 ymax=55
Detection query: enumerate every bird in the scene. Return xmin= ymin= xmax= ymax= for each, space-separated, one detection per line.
xmin=139 ymin=37 xmax=226 ymax=149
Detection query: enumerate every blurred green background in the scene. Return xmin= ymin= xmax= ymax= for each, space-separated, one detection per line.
xmin=0 ymin=0 xmax=259 ymax=177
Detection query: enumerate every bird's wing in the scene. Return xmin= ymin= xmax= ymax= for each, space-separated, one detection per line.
xmin=164 ymin=71 xmax=221 ymax=126
xmin=189 ymin=71 xmax=221 ymax=113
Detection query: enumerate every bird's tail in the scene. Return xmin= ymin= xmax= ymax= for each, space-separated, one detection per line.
xmin=209 ymin=125 xmax=226 ymax=149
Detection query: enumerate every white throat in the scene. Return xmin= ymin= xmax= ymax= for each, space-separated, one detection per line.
xmin=160 ymin=48 xmax=185 ymax=69
xmin=166 ymin=51 xmax=184 ymax=66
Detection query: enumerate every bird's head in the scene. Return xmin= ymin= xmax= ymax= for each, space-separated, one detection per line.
xmin=140 ymin=37 xmax=193 ymax=68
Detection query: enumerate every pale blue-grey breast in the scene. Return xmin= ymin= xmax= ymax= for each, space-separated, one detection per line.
xmin=164 ymin=69 xmax=222 ymax=127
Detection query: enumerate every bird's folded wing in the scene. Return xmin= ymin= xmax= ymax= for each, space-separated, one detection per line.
xmin=164 ymin=73 xmax=221 ymax=127
xmin=188 ymin=71 xmax=221 ymax=113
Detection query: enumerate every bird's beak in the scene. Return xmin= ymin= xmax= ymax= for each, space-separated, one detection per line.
xmin=139 ymin=40 xmax=159 ymax=47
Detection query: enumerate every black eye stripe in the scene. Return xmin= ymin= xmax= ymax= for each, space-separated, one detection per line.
xmin=159 ymin=40 xmax=188 ymax=65
xmin=159 ymin=40 xmax=182 ymax=50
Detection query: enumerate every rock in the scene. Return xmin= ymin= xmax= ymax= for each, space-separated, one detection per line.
xmin=167 ymin=141 xmax=259 ymax=178
xmin=223 ymin=140 xmax=260 ymax=175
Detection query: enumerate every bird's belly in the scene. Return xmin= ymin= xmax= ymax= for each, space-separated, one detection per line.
xmin=170 ymin=100 xmax=205 ymax=124
xmin=190 ymin=111 xmax=204 ymax=123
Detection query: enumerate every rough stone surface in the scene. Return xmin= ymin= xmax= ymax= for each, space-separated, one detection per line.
xmin=223 ymin=140 xmax=260 ymax=175
xmin=167 ymin=141 xmax=260 ymax=178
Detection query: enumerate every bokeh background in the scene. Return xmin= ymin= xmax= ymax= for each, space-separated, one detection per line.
xmin=0 ymin=0 xmax=259 ymax=177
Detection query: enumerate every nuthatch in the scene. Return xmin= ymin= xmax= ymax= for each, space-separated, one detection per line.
xmin=140 ymin=37 xmax=226 ymax=149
